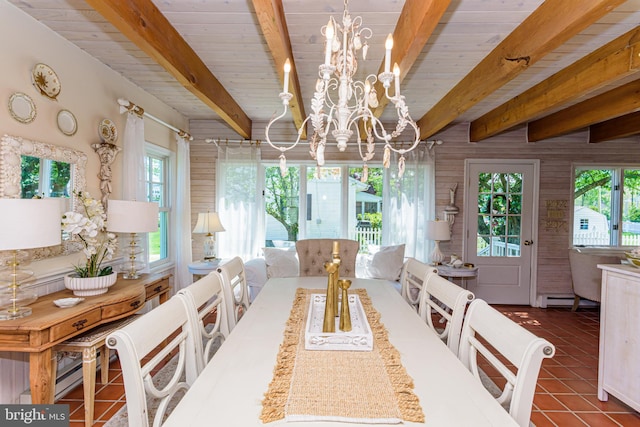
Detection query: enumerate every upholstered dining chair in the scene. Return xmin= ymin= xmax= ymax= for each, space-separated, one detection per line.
xmin=399 ymin=257 xmax=437 ymax=312
xmin=106 ymin=295 xmax=199 ymax=427
xmin=295 ymin=238 xmax=359 ymax=277
xmin=217 ymin=256 xmax=251 ymax=331
xmin=419 ymin=273 xmax=474 ymax=355
xmin=177 ymin=271 xmax=229 ymax=374
xmin=458 ymin=299 xmax=556 ymax=427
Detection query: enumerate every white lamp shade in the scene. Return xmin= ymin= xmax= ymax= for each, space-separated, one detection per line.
xmin=426 ymin=220 xmax=450 ymax=241
xmin=193 ymin=212 xmax=225 ymax=234
xmin=0 ymin=198 xmax=62 ymax=250
xmin=107 ymin=200 xmax=159 ymax=233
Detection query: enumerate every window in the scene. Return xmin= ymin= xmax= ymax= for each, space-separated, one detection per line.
xmin=145 ymin=146 xmax=170 ymax=265
xmin=21 ymin=156 xmax=71 ymax=198
xmin=263 ymin=164 xmax=383 ymax=252
xmin=573 ymin=166 xmax=640 ymax=247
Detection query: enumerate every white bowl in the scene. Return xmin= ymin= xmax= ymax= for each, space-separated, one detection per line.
xmin=54 ymin=297 xmax=84 ymax=308
xmin=64 ymin=271 xmax=118 ymax=296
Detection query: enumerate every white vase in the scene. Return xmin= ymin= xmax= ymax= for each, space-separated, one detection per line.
xmin=64 ymin=271 xmax=118 ymax=296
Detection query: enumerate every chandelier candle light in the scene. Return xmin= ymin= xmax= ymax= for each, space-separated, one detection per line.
xmin=192 ymin=212 xmax=225 ymax=261
xmin=107 ymin=200 xmax=159 ymax=279
xmin=0 ymin=198 xmax=62 ymax=320
xmin=265 ymin=0 xmax=421 ymax=178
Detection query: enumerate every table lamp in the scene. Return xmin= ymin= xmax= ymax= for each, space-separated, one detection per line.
xmin=192 ymin=212 xmax=225 ymax=261
xmin=0 ymin=198 xmax=62 ymax=320
xmin=107 ymin=200 xmax=159 ymax=279
xmin=426 ymin=219 xmax=450 ymax=265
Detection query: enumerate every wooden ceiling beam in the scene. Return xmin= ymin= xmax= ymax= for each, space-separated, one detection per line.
xmin=470 ymin=26 xmax=640 ymax=142
xmin=252 ymin=0 xmax=306 ymax=139
xmin=86 ymin=0 xmax=252 ymax=139
xmin=528 ymin=79 xmax=640 ymax=142
xmin=416 ymin=0 xmax=627 ymax=140
xmin=589 ymin=111 xmax=640 ymax=143
xmin=370 ymin=0 xmax=450 ymax=118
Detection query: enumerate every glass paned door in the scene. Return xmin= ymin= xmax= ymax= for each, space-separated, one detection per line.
xmin=465 ymin=160 xmax=538 ymax=305
xmin=477 ymin=172 xmax=523 ymax=257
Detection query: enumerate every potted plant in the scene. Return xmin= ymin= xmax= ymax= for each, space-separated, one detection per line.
xmin=61 ymin=191 xmax=118 ymax=296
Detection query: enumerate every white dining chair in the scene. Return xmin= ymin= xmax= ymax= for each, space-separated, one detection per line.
xmin=106 ymin=295 xmax=198 ymax=427
xmin=458 ymin=299 xmax=556 ymax=427
xmin=177 ymin=271 xmax=229 ymax=374
xmin=217 ymin=256 xmax=251 ymax=331
xmin=419 ymin=273 xmax=474 ymax=355
xmin=399 ymin=258 xmax=437 ymax=313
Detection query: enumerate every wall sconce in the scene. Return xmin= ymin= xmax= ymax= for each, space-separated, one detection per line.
xmin=107 ymin=200 xmax=159 ymax=279
xmin=192 ymin=212 xmax=225 ymax=261
xmin=444 ymin=182 xmax=460 ymax=235
xmin=0 ymin=199 xmax=62 ymax=320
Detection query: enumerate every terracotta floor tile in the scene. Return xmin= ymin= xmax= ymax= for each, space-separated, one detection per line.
xmin=538 ymin=378 xmax=574 ymax=394
xmin=534 ymin=393 xmax=568 ymax=411
xmin=94 ymin=383 xmax=125 ymax=401
xmin=608 ymin=412 xmax=640 ymax=426
xmin=545 ymin=411 xmax=589 ymax=426
xmin=575 ymin=412 xmax=621 ymax=427
xmin=530 ymin=411 xmax=556 ymax=427
xmin=56 ymin=304 xmax=640 ymax=426
xmin=554 ymin=394 xmax=599 ymax=412
xmin=562 ymin=379 xmax=598 ymax=394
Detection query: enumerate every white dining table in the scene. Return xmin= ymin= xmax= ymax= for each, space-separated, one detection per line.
xmin=163 ymin=276 xmax=517 ymax=426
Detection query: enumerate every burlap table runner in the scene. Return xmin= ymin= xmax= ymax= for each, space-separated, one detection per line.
xmin=260 ymin=288 xmax=424 ymax=424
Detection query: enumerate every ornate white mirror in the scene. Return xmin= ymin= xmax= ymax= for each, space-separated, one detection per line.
xmin=0 ymin=134 xmax=87 ymax=259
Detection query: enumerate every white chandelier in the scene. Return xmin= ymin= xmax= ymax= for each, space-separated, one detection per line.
xmin=265 ymin=0 xmax=421 ymax=178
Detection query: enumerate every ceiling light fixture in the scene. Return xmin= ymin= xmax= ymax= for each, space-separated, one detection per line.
xmin=265 ymin=0 xmax=421 ymax=179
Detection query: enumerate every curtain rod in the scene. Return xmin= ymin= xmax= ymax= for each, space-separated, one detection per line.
xmin=205 ymin=138 xmax=261 ymax=147
xmin=117 ymin=98 xmax=193 ymax=141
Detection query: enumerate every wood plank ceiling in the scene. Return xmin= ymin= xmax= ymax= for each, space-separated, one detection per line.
xmin=9 ymin=0 xmax=640 ymax=144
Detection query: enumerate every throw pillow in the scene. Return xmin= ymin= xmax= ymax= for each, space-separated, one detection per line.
xmin=366 ymin=244 xmax=406 ymax=281
xmin=263 ymin=247 xmax=299 ymax=278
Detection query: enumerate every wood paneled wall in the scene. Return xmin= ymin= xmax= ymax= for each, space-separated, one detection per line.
xmin=189 ymin=119 xmax=640 ymax=300
xmin=433 ymin=124 xmax=640 ymax=298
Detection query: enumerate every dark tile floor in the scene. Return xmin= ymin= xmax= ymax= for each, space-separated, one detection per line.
xmin=56 ymin=305 xmax=640 ymax=426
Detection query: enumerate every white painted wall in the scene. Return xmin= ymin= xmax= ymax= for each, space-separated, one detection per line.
xmin=0 ymin=2 xmax=186 ymax=404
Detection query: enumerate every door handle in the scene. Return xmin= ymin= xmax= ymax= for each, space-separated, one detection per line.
xmin=524 ymin=240 xmax=533 ymax=246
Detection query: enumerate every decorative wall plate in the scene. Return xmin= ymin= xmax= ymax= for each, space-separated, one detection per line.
xmin=98 ymin=118 xmax=117 ymax=143
xmin=57 ymin=109 xmax=77 ymax=136
xmin=8 ymin=92 xmax=36 ymax=124
xmin=32 ymin=63 xmax=61 ymax=101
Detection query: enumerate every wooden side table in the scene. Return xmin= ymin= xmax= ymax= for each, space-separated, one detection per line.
xmin=0 ymin=272 xmax=172 ymax=405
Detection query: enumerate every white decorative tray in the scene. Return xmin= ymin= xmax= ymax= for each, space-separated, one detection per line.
xmin=305 ymin=293 xmax=373 ymax=351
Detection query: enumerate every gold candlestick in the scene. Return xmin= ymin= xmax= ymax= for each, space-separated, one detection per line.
xmin=331 ymin=241 xmax=341 ymax=316
xmin=322 ymin=261 xmax=339 ymax=333
xmin=339 ymin=279 xmax=352 ymax=332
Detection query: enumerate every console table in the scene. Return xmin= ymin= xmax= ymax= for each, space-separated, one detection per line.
xmin=0 ymin=272 xmax=171 ymax=404
xmin=597 ymin=264 xmax=640 ymax=411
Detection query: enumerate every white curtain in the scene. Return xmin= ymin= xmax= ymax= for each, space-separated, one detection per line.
xmin=382 ymin=145 xmax=435 ymax=262
xmin=121 ymin=112 xmax=146 ymax=201
xmin=216 ymin=144 xmax=263 ymax=260
xmin=173 ymin=135 xmax=192 ymax=291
